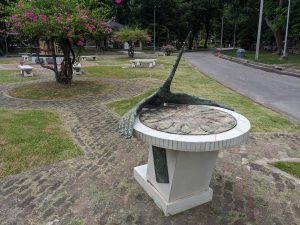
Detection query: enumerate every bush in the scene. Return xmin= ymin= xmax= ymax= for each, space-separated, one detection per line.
xmin=161 ymin=45 xmax=176 ymax=56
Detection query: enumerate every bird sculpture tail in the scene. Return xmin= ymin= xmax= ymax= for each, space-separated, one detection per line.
xmin=118 ymin=31 xmax=233 ymax=138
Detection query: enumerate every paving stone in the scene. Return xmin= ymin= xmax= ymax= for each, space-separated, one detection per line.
xmin=0 ymin=76 xmax=299 ymax=224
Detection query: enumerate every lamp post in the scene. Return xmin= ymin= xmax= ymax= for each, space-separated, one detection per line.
xmin=154 ymin=6 xmax=156 ymax=52
xmin=220 ymin=16 xmax=224 ymax=51
xmin=255 ymin=0 xmax=264 ymax=61
xmin=283 ymin=0 xmax=291 ymax=58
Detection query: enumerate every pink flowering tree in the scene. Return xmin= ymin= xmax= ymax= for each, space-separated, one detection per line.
xmin=6 ymin=0 xmax=111 ymax=84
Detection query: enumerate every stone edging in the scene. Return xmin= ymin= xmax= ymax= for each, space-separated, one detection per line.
xmin=217 ymin=53 xmax=300 ymax=78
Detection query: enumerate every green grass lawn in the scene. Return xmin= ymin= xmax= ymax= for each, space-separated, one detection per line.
xmin=272 ymin=161 xmax=300 ymax=178
xmin=9 ymin=81 xmax=111 ymax=100
xmin=0 ymin=70 xmax=38 ymax=83
xmin=0 ymin=109 xmax=83 ymax=177
xmin=107 ymin=89 xmax=156 ymax=116
xmin=0 ymin=58 xmax=19 ymax=64
xmin=221 ymin=50 xmax=300 ymax=64
xmin=101 ymin=56 xmax=300 ymax=133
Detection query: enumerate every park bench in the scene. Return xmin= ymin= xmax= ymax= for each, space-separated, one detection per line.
xmin=81 ymin=55 xmax=97 ymax=61
xmin=73 ymin=63 xmax=82 ymax=75
xmin=288 ymin=47 xmax=300 ymax=54
xmin=156 ymin=52 xmax=166 ymax=56
xmin=130 ymin=59 xmax=157 ymax=68
xmin=21 ymin=55 xmax=29 ymax=61
xmin=18 ymin=65 xmax=33 ymax=77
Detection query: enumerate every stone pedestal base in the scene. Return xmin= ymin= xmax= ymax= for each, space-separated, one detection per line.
xmin=134 ymin=164 xmax=213 ymax=216
xmin=133 ymin=106 xmax=251 ymax=216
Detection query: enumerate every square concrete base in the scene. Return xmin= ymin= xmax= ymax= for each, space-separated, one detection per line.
xmin=134 ymin=164 xmax=213 ymax=216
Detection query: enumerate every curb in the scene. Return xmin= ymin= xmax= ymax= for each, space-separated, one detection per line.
xmin=217 ymin=53 xmax=300 ymax=78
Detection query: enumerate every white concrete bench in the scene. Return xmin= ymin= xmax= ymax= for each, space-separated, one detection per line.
xmin=130 ymin=59 xmax=157 ymax=68
xmin=156 ymin=52 xmax=166 ymax=56
xmin=81 ymin=55 xmax=96 ymax=61
xmin=18 ymin=65 xmax=33 ymax=77
xmin=73 ymin=63 xmax=82 ymax=75
xmin=21 ymin=55 xmax=29 ymax=61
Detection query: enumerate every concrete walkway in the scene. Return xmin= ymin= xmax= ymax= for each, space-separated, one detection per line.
xmin=184 ymin=52 xmax=300 ymax=122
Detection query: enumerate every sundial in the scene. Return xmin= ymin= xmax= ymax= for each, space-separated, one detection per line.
xmin=139 ymin=104 xmax=237 ymax=135
xmin=133 ymin=105 xmax=250 ymax=216
xmin=120 ymin=31 xmax=251 ymax=216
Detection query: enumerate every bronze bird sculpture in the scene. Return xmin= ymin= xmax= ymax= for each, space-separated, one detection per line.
xmin=119 ymin=31 xmax=233 ymax=138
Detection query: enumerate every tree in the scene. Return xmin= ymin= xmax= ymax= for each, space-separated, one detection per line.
xmin=5 ymin=0 xmax=111 ymax=84
xmin=116 ymin=27 xmax=150 ymax=57
xmin=289 ymin=0 xmax=300 ymax=41
xmin=224 ymin=1 xmax=248 ymax=47
xmin=264 ymin=0 xmax=287 ymax=54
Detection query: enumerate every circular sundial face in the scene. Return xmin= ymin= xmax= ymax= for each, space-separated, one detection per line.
xmin=139 ymin=104 xmax=237 ymax=135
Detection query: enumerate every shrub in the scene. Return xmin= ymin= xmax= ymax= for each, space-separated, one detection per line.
xmin=161 ymin=45 xmax=176 ymax=56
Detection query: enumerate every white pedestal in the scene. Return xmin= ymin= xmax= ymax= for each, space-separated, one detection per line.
xmin=18 ymin=65 xmax=33 ymax=77
xmin=135 ymin=164 xmax=213 ymax=216
xmin=134 ymin=148 xmax=218 ymax=216
xmin=133 ymin=106 xmax=251 ymax=216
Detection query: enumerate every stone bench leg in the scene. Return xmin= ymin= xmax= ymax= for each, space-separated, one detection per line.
xmin=149 ymin=62 xmax=153 ymax=68
xmin=74 ymin=68 xmax=82 ymax=75
xmin=21 ymin=70 xmax=33 ymax=77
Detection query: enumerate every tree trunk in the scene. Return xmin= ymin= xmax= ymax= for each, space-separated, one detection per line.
xmin=204 ymin=21 xmax=210 ymax=48
xmin=265 ymin=0 xmax=284 ymax=54
xmin=265 ymin=18 xmax=284 ymax=54
xmin=128 ymin=41 xmax=134 ymax=58
xmin=50 ymin=39 xmax=59 ymax=80
xmin=57 ymin=38 xmax=74 ymax=84
xmin=233 ymin=24 xmax=236 ymax=48
xmin=274 ymin=29 xmax=283 ymax=54
xmin=188 ymin=32 xmax=194 ymax=50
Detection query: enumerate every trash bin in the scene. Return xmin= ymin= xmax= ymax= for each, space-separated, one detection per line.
xmin=236 ymin=49 xmax=245 ymax=58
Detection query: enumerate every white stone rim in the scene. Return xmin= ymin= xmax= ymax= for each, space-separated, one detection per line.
xmin=133 ymin=106 xmax=251 ymax=152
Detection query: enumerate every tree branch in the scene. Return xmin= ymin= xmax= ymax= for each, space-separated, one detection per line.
xmin=37 ymin=51 xmax=56 ymax=72
xmin=70 ymin=47 xmax=75 ymax=64
xmin=40 ymin=63 xmax=56 ymax=72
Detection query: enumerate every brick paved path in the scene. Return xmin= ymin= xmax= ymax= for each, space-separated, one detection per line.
xmin=0 ymin=75 xmax=299 ymax=225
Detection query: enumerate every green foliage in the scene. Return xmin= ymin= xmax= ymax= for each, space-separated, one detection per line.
xmin=116 ymin=27 xmax=150 ymax=43
xmin=264 ymin=0 xmax=286 ymax=30
xmin=4 ymin=0 xmax=111 ymax=42
xmin=290 ymin=0 xmax=300 ymax=38
xmin=224 ymin=0 xmax=249 ymax=25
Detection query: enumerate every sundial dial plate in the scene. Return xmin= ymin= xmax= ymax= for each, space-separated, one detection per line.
xmin=139 ymin=104 xmax=237 ymax=135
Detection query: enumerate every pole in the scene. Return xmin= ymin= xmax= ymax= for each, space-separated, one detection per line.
xmin=220 ymin=16 xmax=223 ymax=51
xmin=283 ymin=0 xmax=291 ymax=58
xmin=233 ymin=24 xmax=236 ymax=48
xmin=255 ymin=0 xmax=264 ymax=61
xmin=154 ymin=6 xmax=156 ymax=52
